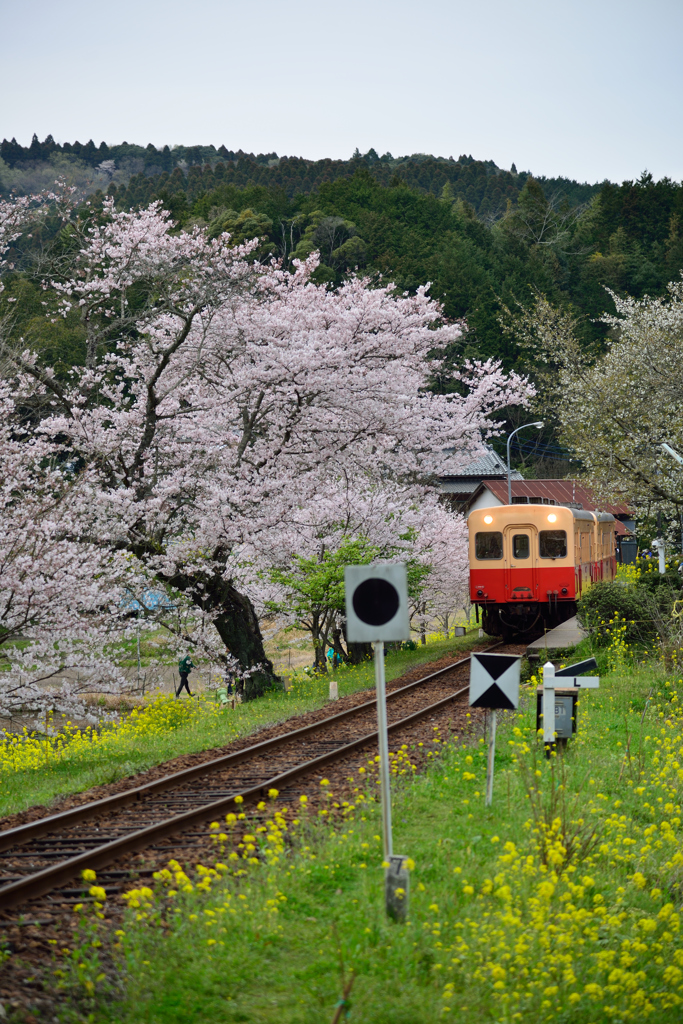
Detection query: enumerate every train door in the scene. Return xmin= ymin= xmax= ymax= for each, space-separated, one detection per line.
xmin=580 ymin=524 xmax=591 ymax=594
xmin=504 ymin=526 xmax=537 ymax=602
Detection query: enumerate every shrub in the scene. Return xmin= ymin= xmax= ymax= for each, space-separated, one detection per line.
xmin=577 ymin=581 xmax=654 ymax=646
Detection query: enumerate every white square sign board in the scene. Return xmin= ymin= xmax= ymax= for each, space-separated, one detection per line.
xmin=469 ymin=653 xmax=521 ymax=710
xmin=344 ymin=564 xmax=411 ymax=643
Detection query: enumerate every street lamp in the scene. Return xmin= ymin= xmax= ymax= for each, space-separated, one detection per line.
xmin=507 ymin=422 xmax=544 ymax=505
xmin=661 ymin=443 xmax=683 ymax=567
xmin=662 ymin=443 xmax=683 ymax=468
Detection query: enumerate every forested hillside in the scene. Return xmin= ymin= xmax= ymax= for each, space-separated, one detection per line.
xmin=0 ymin=134 xmax=596 ymax=217
xmin=3 ymin=134 xmax=683 ymax=476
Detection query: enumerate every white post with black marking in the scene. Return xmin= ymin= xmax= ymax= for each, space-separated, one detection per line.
xmin=345 ymin=564 xmax=411 ymax=920
xmin=469 ymin=652 xmax=521 ymax=807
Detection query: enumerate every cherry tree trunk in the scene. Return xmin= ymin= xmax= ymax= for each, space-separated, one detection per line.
xmin=211 ymin=586 xmax=279 ymax=699
xmin=161 ymin=568 xmax=279 ymax=700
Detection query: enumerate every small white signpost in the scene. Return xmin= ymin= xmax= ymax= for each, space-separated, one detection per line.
xmin=345 ymin=564 xmax=411 ymax=920
xmin=542 ymin=658 xmax=600 ymax=751
xmin=469 ymin=653 xmax=521 ymax=806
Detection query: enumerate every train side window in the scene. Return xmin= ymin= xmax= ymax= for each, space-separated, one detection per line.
xmin=539 ymin=530 xmax=567 ymax=558
xmin=475 ymin=532 xmax=503 ymax=559
xmin=513 ymin=534 xmax=530 ymax=559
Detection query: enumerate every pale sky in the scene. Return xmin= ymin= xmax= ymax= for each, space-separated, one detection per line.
xmin=2 ymin=0 xmax=682 ymax=184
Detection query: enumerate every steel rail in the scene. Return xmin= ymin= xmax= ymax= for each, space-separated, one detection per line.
xmin=0 ymin=676 xmax=475 ymax=910
xmin=0 ymin=649 xmax=481 ymax=855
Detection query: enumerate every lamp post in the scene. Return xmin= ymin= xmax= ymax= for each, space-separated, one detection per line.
xmin=507 ymin=422 xmax=544 ymax=505
xmin=662 ymin=443 xmax=683 ymax=468
xmin=661 ymin=443 xmax=683 ymax=559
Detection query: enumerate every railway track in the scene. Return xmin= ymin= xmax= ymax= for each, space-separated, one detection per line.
xmin=0 ymin=643 xmax=524 ymax=914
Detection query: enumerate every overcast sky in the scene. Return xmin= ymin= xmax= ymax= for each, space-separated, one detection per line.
xmin=2 ymin=0 xmax=682 ymax=184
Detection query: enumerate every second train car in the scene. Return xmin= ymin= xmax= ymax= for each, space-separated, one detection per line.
xmin=468 ymin=503 xmax=616 ymax=639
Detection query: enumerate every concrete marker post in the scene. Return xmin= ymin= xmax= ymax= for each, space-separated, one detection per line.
xmin=653 ymin=537 xmax=666 ymax=575
xmin=542 ymin=660 xmax=556 ymax=756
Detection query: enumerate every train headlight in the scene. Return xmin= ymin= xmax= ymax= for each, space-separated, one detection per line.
xmin=547 ymin=513 xmax=557 ymax=523
xmin=484 ymin=515 xmax=493 ymax=524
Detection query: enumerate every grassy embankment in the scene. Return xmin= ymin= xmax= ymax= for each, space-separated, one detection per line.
xmin=0 ymin=631 xmax=481 ymax=818
xmin=57 ymin=642 xmax=683 ymax=1024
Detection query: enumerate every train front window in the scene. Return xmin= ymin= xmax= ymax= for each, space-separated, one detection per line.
xmin=475 ymin=532 xmax=503 ymax=559
xmin=539 ymin=530 xmax=567 ymax=558
xmin=513 ymin=534 xmax=530 ymax=559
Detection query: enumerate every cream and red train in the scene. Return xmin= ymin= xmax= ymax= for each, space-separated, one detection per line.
xmin=468 ymin=504 xmax=616 ymax=639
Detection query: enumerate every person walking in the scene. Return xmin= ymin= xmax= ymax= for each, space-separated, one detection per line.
xmin=176 ymin=653 xmax=195 ymax=697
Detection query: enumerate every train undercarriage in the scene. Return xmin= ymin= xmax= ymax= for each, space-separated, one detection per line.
xmin=479 ymin=600 xmax=577 ymax=642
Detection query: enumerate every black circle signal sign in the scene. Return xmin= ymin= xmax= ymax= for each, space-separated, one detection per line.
xmin=352 ymin=578 xmax=400 ymax=627
xmin=344 ymin=564 xmax=410 ymax=642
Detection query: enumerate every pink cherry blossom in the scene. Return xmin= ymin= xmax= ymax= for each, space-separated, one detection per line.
xmin=1 ymin=196 xmax=533 ymax=704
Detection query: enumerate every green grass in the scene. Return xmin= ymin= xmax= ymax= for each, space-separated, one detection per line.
xmin=55 ymin=649 xmax=683 ymax=1023
xmin=0 ymin=631 xmax=482 ymax=818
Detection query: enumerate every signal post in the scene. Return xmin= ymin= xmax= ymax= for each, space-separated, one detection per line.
xmin=345 ymin=564 xmax=411 ymax=921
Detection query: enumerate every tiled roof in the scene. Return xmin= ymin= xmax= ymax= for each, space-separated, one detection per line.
xmin=439 ymin=480 xmax=483 ymax=494
xmin=441 ymin=445 xmax=524 ymax=480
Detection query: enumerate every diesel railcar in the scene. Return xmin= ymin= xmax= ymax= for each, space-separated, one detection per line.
xmin=469 ymin=504 xmax=616 ymax=639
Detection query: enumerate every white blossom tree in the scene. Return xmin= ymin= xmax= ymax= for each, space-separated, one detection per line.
xmin=500 ymin=281 xmax=683 ymax=512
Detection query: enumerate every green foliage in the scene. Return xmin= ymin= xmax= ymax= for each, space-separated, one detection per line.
xmin=205 ymin=206 xmax=276 ymax=258
xmin=576 ymin=570 xmax=683 ymax=648
xmin=630 ymin=556 xmax=683 ymax=598
xmin=266 ymin=537 xmax=380 ymax=629
xmin=0 ymin=276 xmax=87 ymax=377
xmin=266 ymin=530 xmax=431 ymax=666
xmin=578 ymin=581 xmax=653 ymax=646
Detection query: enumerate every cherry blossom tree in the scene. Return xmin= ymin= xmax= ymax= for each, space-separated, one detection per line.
xmin=407 ymin=500 xmax=470 ymax=638
xmin=256 ymin=479 xmax=469 ymax=669
xmin=0 ymin=375 xmax=135 ymax=723
xmin=0 ymin=194 xmax=34 ymax=270
xmin=2 ymin=197 xmax=532 ymax=698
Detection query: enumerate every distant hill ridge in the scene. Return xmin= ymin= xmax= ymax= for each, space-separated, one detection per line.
xmin=0 ymin=134 xmax=600 ymax=217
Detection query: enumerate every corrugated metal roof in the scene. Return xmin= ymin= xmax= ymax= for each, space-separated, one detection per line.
xmin=613 ymin=520 xmax=633 ymax=537
xmin=480 ymin=479 xmax=633 ymax=516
